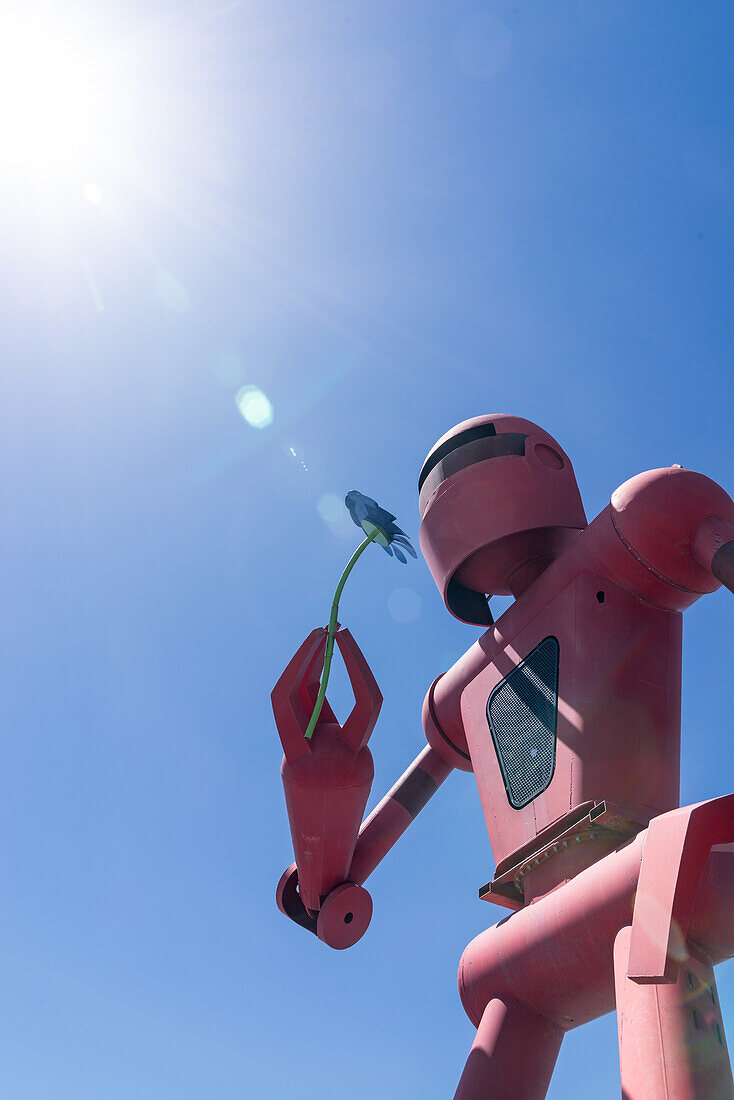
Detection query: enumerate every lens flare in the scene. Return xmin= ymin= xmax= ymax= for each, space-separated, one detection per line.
xmin=155 ymin=270 xmax=190 ymax=314
xmin=387 ymin=587 xmax=422 ymax=624
xmin=236 ymin=386 xmax=273 ymax=429
xmin=317 ymin=493 xmax=353 ymax=538
xmin=317 ymin=493 xmax=344 ymax=524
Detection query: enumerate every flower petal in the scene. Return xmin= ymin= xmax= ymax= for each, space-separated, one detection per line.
xmin=392 ymin=538 xmax=417 ymax=558
xmin=343 ymin=489 xmax=415 ymax=563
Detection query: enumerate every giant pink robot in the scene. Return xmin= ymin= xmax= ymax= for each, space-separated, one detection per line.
xmin=273 ymin=415 xmax=734 ymax=1099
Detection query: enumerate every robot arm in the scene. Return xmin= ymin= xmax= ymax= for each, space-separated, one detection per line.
xmin=595 ymin=466 xmax=734 ymax=608
xmin=273 ymin=629 xmax=457 ymax=949
xmin=692 ymin=514 xmax=734 ymax=594
xmin=348 ymin=744 xmax=453 ymax=884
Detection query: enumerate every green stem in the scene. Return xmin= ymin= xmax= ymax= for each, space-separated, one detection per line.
xmin=304 ymin=528 xmax=380 ymax=740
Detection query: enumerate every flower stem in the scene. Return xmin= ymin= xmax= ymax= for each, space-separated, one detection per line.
xmin=304 ymin=528 xmax=380 ymax=740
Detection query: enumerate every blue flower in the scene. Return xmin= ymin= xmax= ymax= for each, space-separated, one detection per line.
xmin=345 ymin=490 xmax=417 ymax=564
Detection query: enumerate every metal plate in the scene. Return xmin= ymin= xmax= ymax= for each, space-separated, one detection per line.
xmin=487 ymin=636 xmax=559 ymax=809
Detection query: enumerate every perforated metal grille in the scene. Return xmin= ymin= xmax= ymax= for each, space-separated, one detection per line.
xmin=487 ymin=637 xmax=559 ymax=809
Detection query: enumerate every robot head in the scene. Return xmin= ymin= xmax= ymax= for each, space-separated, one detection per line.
xmin=418 ymin=414 xmax=587 ymax=625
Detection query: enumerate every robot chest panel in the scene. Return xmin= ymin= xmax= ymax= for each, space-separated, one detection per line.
xmin=460 ymin=572 xmax=682 ymax=869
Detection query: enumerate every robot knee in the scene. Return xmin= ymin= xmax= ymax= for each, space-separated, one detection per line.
xmin=458 ymin=924 xmax=509 ymax=1027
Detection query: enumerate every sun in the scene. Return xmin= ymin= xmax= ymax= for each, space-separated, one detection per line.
xmin=0 ymin=14 xmax=118 ymax=181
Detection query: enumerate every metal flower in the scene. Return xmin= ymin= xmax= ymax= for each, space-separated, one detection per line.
xmin=345 ymin=490 xmax=417 ymax=564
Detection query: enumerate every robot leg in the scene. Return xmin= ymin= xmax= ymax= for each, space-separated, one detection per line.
xmin=453 ymin=996 xmax=563 ymax=1100
xmin=614 ymin=925 xmax=734 ymax=1100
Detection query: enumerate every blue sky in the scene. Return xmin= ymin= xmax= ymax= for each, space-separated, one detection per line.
xmin=1 ymin=1 xmax=734 ymax=1097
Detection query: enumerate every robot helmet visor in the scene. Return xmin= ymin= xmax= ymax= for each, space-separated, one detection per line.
xmin=418 ymin=424 xmax=527 ymax=515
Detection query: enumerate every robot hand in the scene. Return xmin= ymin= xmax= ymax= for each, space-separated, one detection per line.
xmin=272 ymin=627 xmax=382 ymax=947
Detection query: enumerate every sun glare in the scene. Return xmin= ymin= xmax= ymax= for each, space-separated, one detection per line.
xmin=0 ymin=15 xmax=122 ymax=183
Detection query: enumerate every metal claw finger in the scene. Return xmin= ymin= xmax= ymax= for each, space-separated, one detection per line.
xmin=271 ymin=628 xmax=328 ymax=760
xmin=334 ymin=628 xmax=383 ymax=752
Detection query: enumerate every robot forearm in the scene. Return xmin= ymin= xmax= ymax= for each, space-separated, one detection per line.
xmin=276 ymin=743 xmax=453 ymax=948
xmin=273 ymin=628 xmax=455 ymax=948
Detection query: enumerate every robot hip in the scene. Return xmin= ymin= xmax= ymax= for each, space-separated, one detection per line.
xmin=459 ymin=806 xmax=734 ymax=1031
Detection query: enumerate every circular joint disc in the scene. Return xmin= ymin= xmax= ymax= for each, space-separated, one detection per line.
xmin=316 ymin=882 xmax=373 ymax=949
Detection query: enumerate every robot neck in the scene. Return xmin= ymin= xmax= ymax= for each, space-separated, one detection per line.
xmin=506 ymin=555 xmax=557 ymax=598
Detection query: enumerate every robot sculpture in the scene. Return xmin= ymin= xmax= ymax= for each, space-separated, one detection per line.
xmin=273 ymin=414 xmax=734 ymax=1099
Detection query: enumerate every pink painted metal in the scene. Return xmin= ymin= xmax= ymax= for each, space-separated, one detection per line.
xmin=453 ymin=997 xmax=563 ymax=1100
xmin=349 ymin=744 xmax=453 ymax=885
xmin=628 ymin=794 xmax=734 ymax=984
xmin=272 ymin=626 xmax=381 ymax=914
xmin=272 ymin=415 xmax=734 ymax=1098
xmin=616 ymin=925 xmax=734 ymax=1100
